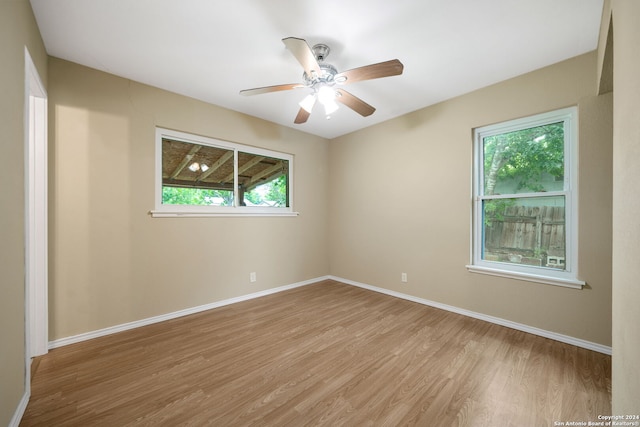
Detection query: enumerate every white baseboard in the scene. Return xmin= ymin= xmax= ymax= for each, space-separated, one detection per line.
xmin=9 ymin=390 xmax=30 ymax=427
xmin=49 ymin=276 xmax=330 ymax=349
xmin=328 ymin=275 xmax=612 ymax=355
xmin=48 ymin=274 xmax=611 ymax=356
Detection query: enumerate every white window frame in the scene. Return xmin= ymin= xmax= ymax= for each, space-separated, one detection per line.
xmin=151 ymin=128 xmax=297 ymax=217
xmin=466 ymin=107 xmax=584 ymax=289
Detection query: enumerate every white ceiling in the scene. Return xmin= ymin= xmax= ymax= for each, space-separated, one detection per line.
xmin=30 ymin=0 xmax=604 ymax=139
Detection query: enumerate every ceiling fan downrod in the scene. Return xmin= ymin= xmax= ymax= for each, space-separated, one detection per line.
xmin=312 ymin=44 xmax=330 ymax=62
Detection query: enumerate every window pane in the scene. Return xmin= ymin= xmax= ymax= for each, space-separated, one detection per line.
xmin=483 ymin=122 xmax=564 ymax=195
xmin=162 ymin=138 xmax=234 ymax=206
xmin=239 ymin=152 xmax=289 ymax=207
xmin=482 ymin=196 xmax=566 ymax=270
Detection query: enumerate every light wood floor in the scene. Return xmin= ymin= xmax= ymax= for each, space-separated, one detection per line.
xmin=21 ymin=280 xmax=611 ymax=426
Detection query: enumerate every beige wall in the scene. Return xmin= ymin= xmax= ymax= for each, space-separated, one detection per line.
xmin=3 ymin=2 xmax=634 ymax=422
xmin=329 ymin=52 xmax=613 ymax=346
xmin=48 ymin=58 xmax=329 ymax=340
xmin=607 ymin=0 xmax=640 ymax=414
xmin=0 ymin=0 xmax=47 ymax=424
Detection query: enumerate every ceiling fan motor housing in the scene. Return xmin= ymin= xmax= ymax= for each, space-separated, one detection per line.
xmin=303 ymin=63 xmax=338 ymax=88
xmin=301 ymin=44 xmax=338 ymax=89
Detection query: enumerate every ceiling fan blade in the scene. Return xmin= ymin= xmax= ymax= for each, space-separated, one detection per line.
xmin=335 ymin=89 xmax=376 ymax=117
xmin=294 ymin=107 xmax=311 ymax=124
xmin=282 ymin=37 xmax=322 ymax=77
xmin=240 ymin=83 xmax=304 ymax=96
xmin=335 ymin=59 xmax=404 ymax=85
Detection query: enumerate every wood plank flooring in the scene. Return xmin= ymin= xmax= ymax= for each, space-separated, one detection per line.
xmin=20 ymin=280 xmax=611 ymax=426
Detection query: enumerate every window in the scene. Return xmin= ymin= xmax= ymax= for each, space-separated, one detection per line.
xmin=467 ymin=107 xmax=584 ymax=288
xmin=152 ymin=128 xmax=295 ymax=217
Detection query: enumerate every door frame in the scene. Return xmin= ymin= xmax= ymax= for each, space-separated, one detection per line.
xmin=24 ymin=47 xmax=48 ymax=361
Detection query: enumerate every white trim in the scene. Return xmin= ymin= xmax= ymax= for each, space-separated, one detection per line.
xmin=471 ymin=107 xmax=580 ymax=285
xmin=154 ymin=127 xmax=295 ymax=215
xmin=49 ymin=276 xmax=329 ymax=349
xmin=47 ymin=274 xmax=610 ymax=356
xmin=480 ymin=190 xmax=567 ymax=201
xmin=466 ymin=264 xmax=584 ymax=289
xmin=150 ymin=210 xmax=299 ymax=218
xmin=19 ymin=47 xmax=48 ymax=426
xmin=24 ymin=47 xmax=49 ymax=359
xmin=8 ymin=390 xmax=30 ymax=427
xmin=328 ymin=275 xmax=610 ymax=355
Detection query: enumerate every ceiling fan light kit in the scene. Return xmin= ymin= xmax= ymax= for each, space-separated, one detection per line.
xmin=240 ymin=37 xmax=404 ymax=124
xmin=298 ymin=94 xmax=317 ymax=113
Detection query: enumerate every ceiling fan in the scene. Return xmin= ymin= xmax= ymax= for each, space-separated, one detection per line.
xmin=240 ymin=37 xmax=404 ymax=124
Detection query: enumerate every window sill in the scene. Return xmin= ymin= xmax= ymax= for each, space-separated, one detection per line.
xmin=465 ymin=265 xmax=585 ymax=289
xmin=150 ymin=210 xmax=299 ymax=218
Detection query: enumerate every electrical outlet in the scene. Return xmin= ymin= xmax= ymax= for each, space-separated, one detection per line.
xmin=401 ymin=272 xmax=408 ymax=283
xmin=250 ymin=272 xmax=257 ymax=283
